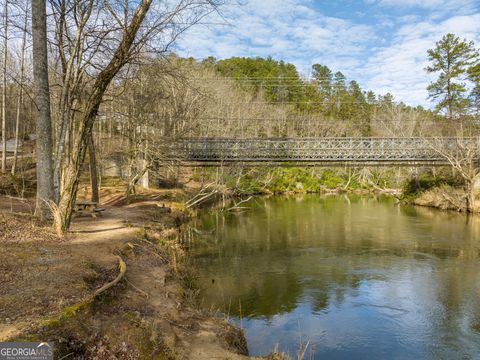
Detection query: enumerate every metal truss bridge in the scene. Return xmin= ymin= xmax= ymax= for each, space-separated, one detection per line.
xmin=166 ymin=137 xmax=480 ymax=167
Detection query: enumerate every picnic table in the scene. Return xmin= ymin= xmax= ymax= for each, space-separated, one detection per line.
xmin=74 ymin=201 xmax=105 ymax=217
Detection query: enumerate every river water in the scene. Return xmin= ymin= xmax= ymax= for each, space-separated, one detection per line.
xmin=187 ymin=195 xmax=480 ymax=359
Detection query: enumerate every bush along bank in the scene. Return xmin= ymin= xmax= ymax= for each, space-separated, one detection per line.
xmin=400 ymin=169 xmax=479 ymax=213
xmin=190 ymin=166 xmax=480 ymax=213
xmin=192 ymin=167 xmax=405 ymax=195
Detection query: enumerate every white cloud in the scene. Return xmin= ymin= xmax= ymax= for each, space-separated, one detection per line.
xmin=374 ymin=0 xmax=450 ymax=7
xmin=367 ymin=0 xmax=477 ymax=11
xmin=176 ymin=0 xmax=375 ymax=75
xmin=361 ymin=14 xmax=480 ymax=106
xmin=175 ymin=0 xmax=480 ymax=107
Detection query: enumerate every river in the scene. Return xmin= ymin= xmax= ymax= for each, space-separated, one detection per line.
xmin=186 ymin=195 xmax=480 ymax=359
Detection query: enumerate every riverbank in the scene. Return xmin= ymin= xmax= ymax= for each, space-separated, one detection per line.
xmin=401 ymin=185 xmax=480 ymax=213
xmin=191 ymin=166 xmax=407 ymax=200
xmin=208 ymin=166 xmax=477 ymax=213
xmin=0 ymin=187 xmax=287 ymax=359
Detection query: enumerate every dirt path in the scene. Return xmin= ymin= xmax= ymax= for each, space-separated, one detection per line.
xmin=0 ymin=204 xmax=138 ymax=342
xmin=0 ymin=194 xmax=261 ymax=359
xmin=69 ymin=207 xmax=140 ymax=244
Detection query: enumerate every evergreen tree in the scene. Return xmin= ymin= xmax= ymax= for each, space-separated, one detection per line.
xmin=426 ymin=33 xmax=479 ymax=119
xmin=201 ymin=56 xmax=217 ymax=67
xmin=378 ymin=93 xmax=394 ymax=108
xmin=215 ymin=57 xmax=304 ymax=104
xmin=349 ymin=80 xmax=365 ymax=103
xmin=332 ymin=72 xmax=350 ymax=119
xmin=366 ymin=91 xmax=376 ymax=104
xmin=333 ymin=71 xmax=346 ymax=90
xmin=312 ymin=64 xmax=333 ymax=96
xmin=468 ymin=63 xmax=480 ymax=113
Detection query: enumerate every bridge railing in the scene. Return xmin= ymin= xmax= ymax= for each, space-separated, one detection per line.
xmin=162 ymin=137 xmax=480 ymax=164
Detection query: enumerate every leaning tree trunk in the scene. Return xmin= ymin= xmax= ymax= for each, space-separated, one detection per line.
xmin=126 ymin=165 xmax=150 ymax=196
xmin=54 ymin=0 xmax=153 ymax=233
xmin=32 ymin=0 xmax=54 ymax=218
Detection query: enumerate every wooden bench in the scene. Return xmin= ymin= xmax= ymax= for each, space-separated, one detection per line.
xmin=74 ymin=201 xmax=105 ymax=217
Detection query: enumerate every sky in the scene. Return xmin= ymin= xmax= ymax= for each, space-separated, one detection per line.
xmin=175 ymin=0 xmax=480 ymax=107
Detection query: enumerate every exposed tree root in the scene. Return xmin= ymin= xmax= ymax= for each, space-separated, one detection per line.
xmin=94 ymin=255 xmax=126 ymax=297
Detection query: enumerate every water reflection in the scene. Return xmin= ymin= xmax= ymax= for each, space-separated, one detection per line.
xmin=187 ymin=195 xmax=480 ymax=359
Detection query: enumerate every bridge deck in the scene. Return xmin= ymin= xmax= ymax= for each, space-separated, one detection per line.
xmin=165 ymin=137 xmax=480 ymax=166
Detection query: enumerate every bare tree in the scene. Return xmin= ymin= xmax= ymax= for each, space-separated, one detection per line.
xmin=50 ymin=0 xmax=223 ymax=233
xmin=1 ymin=0 xmax=8 ymax=173
xmin=87 ymin=133 xmax=99 ymax=202
xmin=430 ymin=131 xmax=480 ymax=212
xmin=32 ymin=0 xmax=55 ymax=218
xmin=11 ymin=2 xmax=29 ymax=175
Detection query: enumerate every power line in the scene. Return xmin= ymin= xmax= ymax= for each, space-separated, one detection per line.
xmin=211 ymin=85 xmax=360 ymax=88
xmin=193 ymin=78 xmax=343 ymax=81
xmin=201 ymin=101 xmax=385 ymax=105
xmin=191 ymin=116 xmax=479 ymax=123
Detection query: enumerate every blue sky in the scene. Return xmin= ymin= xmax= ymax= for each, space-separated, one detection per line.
xmin=175 ymin=0 xmax=480 ymax=107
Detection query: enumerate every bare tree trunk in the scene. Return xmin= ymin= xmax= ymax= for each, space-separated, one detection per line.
xmin=52 ymin=0 xmax=94 ymax=202
xmin=1 ymin=0 xmax=7 ymax=174
xmin=126 ymin=164 xmax=150 ymax=196
xmin=11 ymin=7 xmax=28 ymax=176
xmin=465 ymin=180 xmax=476 ymax=213
xmin=55 ymin=0 xmax=153 ymax=233
xmin=88 ymin=134 xmax=99 ymax=203
xmin=32 ymin=0 xmax=54 ymax=218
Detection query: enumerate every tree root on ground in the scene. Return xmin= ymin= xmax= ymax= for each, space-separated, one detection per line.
xmin=94 ymin=255 xmax=126 ymax=297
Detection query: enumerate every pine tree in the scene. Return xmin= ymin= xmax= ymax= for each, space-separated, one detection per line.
xmin=468 ymin=63 xmax=480 ymax=113
xmin=426 ymin=33 xmax=479 ymax=119
xmin=312 ymin=64 xmax=333 ymax=96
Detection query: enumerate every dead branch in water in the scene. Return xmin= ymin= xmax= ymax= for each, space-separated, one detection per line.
xmin=185 ymin=182 xmax=219 ymax=208
xmin=225 ymin=196 xmax=253 ymax=212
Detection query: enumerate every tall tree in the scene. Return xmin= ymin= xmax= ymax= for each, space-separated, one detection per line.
xmin=52 ymin=0 xmax=222 ymax=233
xmin=426 ymin=33 xmax=479 ymax=119
xmin=333 ymin=71 xmax=346 ymax=90
xmin=468 ymin=62 xmax=480 ymax=114
xmin=11 ymin=2 xmax=29 ymax=175
xmin=1 ymin=0 xmax=7 ymax=173
xmin=312 ymin=63 xmax=333 ymax=96
xmin=32 ymin=0 xmax=54 ymax=218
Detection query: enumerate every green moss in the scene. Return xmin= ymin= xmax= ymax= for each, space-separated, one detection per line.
xmin=42 ymin=302 xmax=88 ymax=328
xmin=14 ymin=251 xmax=33 ymax=259
xmin=13 ymin=335 xmax=42 ymax=342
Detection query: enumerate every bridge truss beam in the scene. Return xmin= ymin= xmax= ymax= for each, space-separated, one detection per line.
xmin=165 ymin=137 xmax=480 ymax=167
